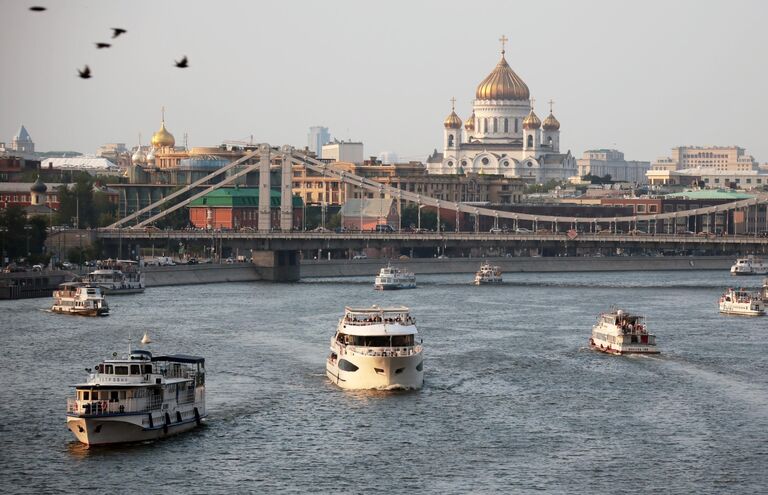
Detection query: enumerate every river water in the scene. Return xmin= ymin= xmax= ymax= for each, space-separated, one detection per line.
xmin=1 ymin=271 xmax=767 ymax=494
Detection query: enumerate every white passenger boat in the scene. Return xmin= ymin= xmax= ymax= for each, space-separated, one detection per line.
xmin=84 ymin=260 xmax=145 ymax=294
xmin=326 ymin=306 xmax=423 ymax=390
xmin=589 ymin=309 xmax=659 ymax=355
xmin=374 ymin=264 xmax=416 ymax=290
xmin=719 ymin=288 xmax=765 ymax=316
xmin=51 ymin=282 xmax=109 ymax=316
xmin=66 ymin=347 xmax=206 ymax=446
xmin=473 ymin=262 xmax=503 ymax=285
xmin=730 ymin=256 xmax=768 ymax=276
xmin=761 ymin=278 xmax=768 ymax=303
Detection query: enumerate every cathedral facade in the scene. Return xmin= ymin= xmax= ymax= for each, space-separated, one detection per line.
xmin=426 ymin=43 xmax=577 ymax=183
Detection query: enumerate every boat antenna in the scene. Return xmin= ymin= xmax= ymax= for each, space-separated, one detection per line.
xmin=128 ymin=330 xmax=132 ymax=354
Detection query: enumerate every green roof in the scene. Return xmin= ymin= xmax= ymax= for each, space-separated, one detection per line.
xmin=664 ymin=189 xmax=754 ymax=200
xmin=189 ymin=188 xmax=303 ymax=208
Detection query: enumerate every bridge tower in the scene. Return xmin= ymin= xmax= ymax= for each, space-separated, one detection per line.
xmin=258 ymin=144 xmax=272 ymax=231
xmin=280 ymin=145 xmax=294 ymax=231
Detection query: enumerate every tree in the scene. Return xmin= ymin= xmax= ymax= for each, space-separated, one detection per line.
xmin=0 ymin=208 xmax=48 ymax=263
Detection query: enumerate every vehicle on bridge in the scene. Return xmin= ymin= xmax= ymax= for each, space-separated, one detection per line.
xmin=326 ymin=306 xmax=423 ymax=390
xmin=719 ymin=288 xmax=765 ymax=316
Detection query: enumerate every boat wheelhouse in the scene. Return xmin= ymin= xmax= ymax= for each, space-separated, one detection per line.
xmin=51 ymin=282 xmax=109 ymax=316
xmin=719 ymin=288 xmax=765 ymax=316
xmin=374 ymin=264 xmax=416 ymax=290
xmin=66 ymin=348 xmax=206 ymax=446
xmin=84 ymin=260 xmax=145 ymax=294
xmin=327 ymin=306 xmax=423 ymax=390
xmin=730 ymin=256 xmax=768 ymax=276
xmin=473 ymin=262 xmax=502 ymax=285
xmin=589 ymin=309 xmax=659 ymax=355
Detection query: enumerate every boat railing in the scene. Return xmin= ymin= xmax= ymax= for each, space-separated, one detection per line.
xmin=343 ymin=317 xmax=415 ymax=326
xmin=344 ymin=344 xmax=422 ymax=357
xmin=67 ymin=396 xmax=165 ymax=415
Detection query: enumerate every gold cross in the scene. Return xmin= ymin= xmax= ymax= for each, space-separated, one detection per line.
xmin=549 ymin=99 xmax=555 ymax=113
xmin=161 ymin=106 xmax=165 ymax=123
xmin=499 ymin=35 xmax=508 ymax=54
xmin=450 ymin=97 xmax=456 ymax=111
xmin=530 ymin=97 xmax=535 ymax=109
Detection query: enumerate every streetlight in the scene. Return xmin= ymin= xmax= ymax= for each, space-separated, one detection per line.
xmin=0 ymin=226 xmax=7 ymax=269
xmin=418 ymin=204 xmax=425 ymax=231
xmin=24 ymin=224 xmax=32 ymax=258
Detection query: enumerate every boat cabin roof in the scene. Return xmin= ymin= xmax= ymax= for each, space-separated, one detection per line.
xmin=151 ymin=354 xmax=205 ymax=365
xmin=345 ymin=305 xmax=409 ymax=314
xmin=340 ymin=322 xmax=417 ymax=337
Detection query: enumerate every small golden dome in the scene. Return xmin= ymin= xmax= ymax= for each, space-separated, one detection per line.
xmin=444 ymin=110 xmax=462 ymax=129
xmin=475 ymin=53 xmax=530 ymax=101
xmin=543 ymin=113 xmax=560 ymax=131
xmin=464 ymin=112 xmax=475 ymax=131
xmin=151 ymin=122 xmax=175 ymax=148
xmin=522 ymin=109 xmax=541 ymax=130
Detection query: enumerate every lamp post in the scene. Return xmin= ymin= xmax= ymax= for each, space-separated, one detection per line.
xmin=24 ymin=224 xmax=32 ymax=258
xmin=418 ymin=204 xmax=425 ymax=231
xmin=0 ymin=226 xmax=7 ymax=269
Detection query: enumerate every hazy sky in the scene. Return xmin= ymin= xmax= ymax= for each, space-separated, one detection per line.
xmin=1 ymin=0 xmax=766 ymax=163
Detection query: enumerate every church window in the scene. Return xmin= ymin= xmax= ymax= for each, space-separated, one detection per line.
xmin=461 ymin=160 xmax=467 ymax=167
xmin=493 ymin=118 xmax=498 ymax=133
xmin=504 ymin=118 xmax=509 ymax=133
xmin=481 ymin=158 xmax=489 ymax=166
xmin=484 ymin=118 xmax=489 ymax=133
xmin=548 ymin=137 xmax=553 ymax=146
xmin=514 ymin=118 xmax=518 ymax=133
xmin=448 ymin=135 xmax=454 ymax=147
xmin=503 ymin=161 xmax=509 ymax=167
xmin=447 ymin=161 xmax=454 ymax=167
xmin=527 ymin=162 xmax=533 ymax=167
xmin=527 ymin=135 xmax=533 ymax=148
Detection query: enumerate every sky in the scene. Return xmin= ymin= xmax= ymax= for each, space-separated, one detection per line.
xmin=1 ymin=0 xmax=767 ymax=163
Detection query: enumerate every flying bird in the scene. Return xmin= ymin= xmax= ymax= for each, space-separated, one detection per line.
xmin=174 ymin=56 xmax=188 ymax=68
xmin=95 ymin=43 xmax=111 ymax=49
xmin=78 ymin=66 xmax=91 ymax=79
xmin=111 ymin=28 xmax=126 ymax=38
xmin=29 ymin=6 xmax=46 ymax=12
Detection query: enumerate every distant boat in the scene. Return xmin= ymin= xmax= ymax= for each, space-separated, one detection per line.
xmin=374 ymin=264 xmax=416 ymax=290
xmin=473 ymin=262 xmax=502 ymax=285
xmin=730 ymin=256 xmax=768 ymax=276
xmin=51 ymin=283 xmax=109 ymax=317
xmin=83 ymin=260 xmax=145 ymax=294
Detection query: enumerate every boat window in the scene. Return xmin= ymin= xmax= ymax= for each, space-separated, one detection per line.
xmin=114 ymin=365 xmax=128 ymax=375
xmin=110 ymin=391 xmax=118 ymax=401
xmin=144 ymin=364 xmax=152 ymax=374
xmin=130 ymin=365 xmax=140 ymax=375
xmin=391 ymin=335 xmax=414 ymax=347
xmin=92 ymin=391 xmax=99 ymax=400
xmin=81 ymin=390 xmax=89 ymax=400
xmin=105 ymin=364 xmax=113 ymax=374
xmin=338 ymin=359 xmax=359 ymax=372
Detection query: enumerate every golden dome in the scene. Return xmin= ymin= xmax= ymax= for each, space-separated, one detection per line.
xmin=464 ymin=112 xmax=475 ymax=131
xmin=444 ymin=110 xmax=462 ymax=129
xmin=522 ymin=109 xmax=541 ymax=129
xmin=151 ymin=121 xmax=175 ymax=148
xmin=543 ymin=113 xmax=560 ymax=131
xmin=475 ymin=52 xmax=530 ymax=101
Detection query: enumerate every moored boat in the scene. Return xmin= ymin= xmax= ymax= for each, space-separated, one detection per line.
xmin=719 ymin=287 xmax=765 ymax=316
xmin=374 ymin=264 xmax=416 ymax=290
xmin=730 ymin=255 xmax=768 ymax=276
xmin=84 ymin=260 xmax=145 ymax=294
xmin=473 ymin=262 xmax=502 ymax=285
xmin=66 ymin=347 xmax=206 ymax=446
xmin=51 ymin=282 xmax=109 ymax=316
xmin=589 ymin=309 xmax=659 ymax=355
xmin=326 ymin=305 xmax=423 ymax=390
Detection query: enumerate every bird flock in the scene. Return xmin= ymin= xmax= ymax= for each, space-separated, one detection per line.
xmin=29 ymin=6 xmax=188 ymax=79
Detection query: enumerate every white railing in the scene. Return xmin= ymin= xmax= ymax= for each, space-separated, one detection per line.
xmin=343 ymin=345 xmax=422 ymax=357
xmin=342 ymin=318 xmax=415 ymax=326
xmin=67 ymin=397 xmax=164 ymax=415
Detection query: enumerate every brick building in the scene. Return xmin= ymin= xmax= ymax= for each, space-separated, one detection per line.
xmin=188 ymin=188 xmax=303 ymax=230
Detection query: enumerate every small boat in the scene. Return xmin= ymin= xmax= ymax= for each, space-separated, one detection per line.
xmin=51 ymin=282 xmax=109 ymax=316
xmin=66 ymin=347 xmax=207 ymax=446
xmin=473 ymin=262 xmax=502 ymax=285
xmin=719 ymin=288 xmax=765 ymax=316
xmin=761 ymin=278 xmax=768 ymax=303
xmin=730 ymin=255 xmax=768 ymax=276
xmin=589 ymin=308 xmax=659 ymax=355
xmin=374 ymin=264 xmax=416 ymax=290
xmin=326 ymin=305 xmax=423 ymax=390
xmin=84 ymin=260 xmax=145 ymax=294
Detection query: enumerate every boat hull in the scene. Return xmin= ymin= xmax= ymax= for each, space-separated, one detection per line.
xmin=719 ymin=307 xmax=765 ymax=316
xmin=66 ymin=412 xmax=204 ymax=446
xmin=474 ymin=279 xmax=503 ymax=285
xmin=51 ymin=306 xmax=108 ymax=317
xmin=326 ymin=352 xmax=423 ymax=390
xmin=374 ymin=283 xmax=417 ymax=290
xmin=589 ymin=338 xmax=659 ymax=355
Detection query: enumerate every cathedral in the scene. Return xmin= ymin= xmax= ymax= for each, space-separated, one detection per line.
xmin=426 ymin=39 xmax=577 ymax=183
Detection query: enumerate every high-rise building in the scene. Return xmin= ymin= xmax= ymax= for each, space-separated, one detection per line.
xmin=651 ymin=146 xmax=757 ymax=172
xmin=577 ymin=149 xmax=650 ymax=184
xmin=307 ymin=126 xmax=331 ymax=158
xmin=322 ymin=140 xmax=364 ymax=163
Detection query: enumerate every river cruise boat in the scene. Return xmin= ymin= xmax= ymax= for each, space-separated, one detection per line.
xmin=66 ymin=348 xmax=206 ymax=446
xmin=374 ymin=264 xmax=416 ymax=290
xmin=719 ymin=288 xmax=765 ymax=316
xmin=473 ymin=262 xmax=503 ymax=285
xmin=327 ymin=306 xmax=423 ymax=390
xmin=51 ymin=282 xmax=109 ymax=316
xmin=730 ymin=256 xmax=768 ymax=276
xmin=761 ymin=278 xmax=768 ymax=303
xmin=589 ymin=309 xmax=659 ymax=355
xmin=84 ymin=260 xmax=145 ymax=294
